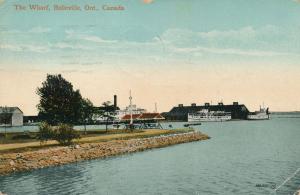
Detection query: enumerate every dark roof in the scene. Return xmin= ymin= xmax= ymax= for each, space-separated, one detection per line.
xmin=169 ymin=104 xmax=249 ymax=114
xmin=0 ymin=107 xmax=23 ymax=114
xmin=23 ymin=115 xmax=39 ymax=121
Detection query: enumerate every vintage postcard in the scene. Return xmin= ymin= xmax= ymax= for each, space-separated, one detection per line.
xmin=0 ymin=0 xmax=300 ymax=194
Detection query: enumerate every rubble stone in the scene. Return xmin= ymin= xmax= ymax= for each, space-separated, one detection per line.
xmin=0 ymin=132 xmax=209 ymax=175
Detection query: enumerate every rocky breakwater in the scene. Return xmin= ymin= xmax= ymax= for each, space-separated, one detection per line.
xmin=0 ymin=131 xmax=209 ymax=175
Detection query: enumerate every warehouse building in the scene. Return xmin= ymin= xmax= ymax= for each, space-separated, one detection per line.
xmin=162 ymin=102 xmax=249 ymax=121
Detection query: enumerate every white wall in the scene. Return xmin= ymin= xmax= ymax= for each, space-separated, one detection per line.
xmin=11 ymin=113 xmax=23 ymax=126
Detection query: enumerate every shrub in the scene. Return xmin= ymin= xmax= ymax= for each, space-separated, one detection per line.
xmin=54 ymin=124 xmax=80 ymax=145
xmin=39 ymin=122 xmax=54 ymax=144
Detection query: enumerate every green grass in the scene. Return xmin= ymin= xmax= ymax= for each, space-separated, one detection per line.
xmin=0 ymin=128 xmax=195 ymax=153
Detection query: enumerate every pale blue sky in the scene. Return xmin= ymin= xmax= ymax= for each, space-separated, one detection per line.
xmin=1 ymin=0 xmax=300 ymax=114
xmin=1 ymin=0 xmax=300 ymax=69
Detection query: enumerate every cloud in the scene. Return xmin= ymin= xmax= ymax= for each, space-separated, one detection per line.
xmin=61 ymin=26 xmax=300 ymax=60
xmin=0 ymin=43 xmax=50 ymax=53
xmin=52 ymin=42 xmax=91 ymax=50
xmin=81 ymin=35 xmax=117 ymax=44
xmin=160 ymin=27 xmax=260 ymax=45
xmin=0 ymin=44 xmax=22 ymax=52
xmin=25 ymin=45 xmax=50 ymax=53
xmin=160 ymin=26 xmax=299 ymax=57
xmin=198 ymin=26 xmax=257 ymax=40
xmin=170 ymin=46 xmax=293 ymax=57
xmin=0 ymin=41 xmax=91 ymax=53
xmin=65 ymin=29 xmax=118 ymax=44
xmin=29 ymin=27 xmax=51 ymax=33
xmin=2 ymin=25 xmax=298 ymax=62
xmin=1 ymin=27 xmax=51 ymax=34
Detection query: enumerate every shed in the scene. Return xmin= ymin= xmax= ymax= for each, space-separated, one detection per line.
xmin=0 ymin=107 xmax=23 ymax=126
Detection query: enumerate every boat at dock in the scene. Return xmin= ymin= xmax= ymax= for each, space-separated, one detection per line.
xmin=247 ymin=107 xmax=270 ymax=120
xmin=184 ymin=122 xmax=202 ymax=127
xmin=188 ymin=109 xmax=231 ymax=122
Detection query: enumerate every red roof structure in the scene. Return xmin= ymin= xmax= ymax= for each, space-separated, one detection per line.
xmin=138 ymin=113 xmax=165 ymax=120
xmin=121 ymin=114 xmax=140 ymax=121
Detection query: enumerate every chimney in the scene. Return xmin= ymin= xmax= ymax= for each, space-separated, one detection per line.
xmin=114 ymin=95 xmax=117 ymax=109
xmin=218 ymin=102 xmax=224 ymax=106
xmin=233 ymin=102 xmax=239 ymax=106
xmin=191 ymin=103 xmax=196 ymax=107
xmin=204 ymin=103 xmax=210 ymax=107
xmin=178 ymin=104 xmax=183 ymax=107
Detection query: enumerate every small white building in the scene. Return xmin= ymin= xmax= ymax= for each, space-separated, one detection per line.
xmin=0 ymin=107 xmax=23 ymax=126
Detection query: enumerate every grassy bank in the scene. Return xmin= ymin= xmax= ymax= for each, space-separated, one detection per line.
xmin=0 ymin=128 xmax=194 ymax=153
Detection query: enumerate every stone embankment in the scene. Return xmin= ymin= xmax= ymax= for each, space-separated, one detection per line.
xmin=0 ymin=131 xmax=209 ymax=175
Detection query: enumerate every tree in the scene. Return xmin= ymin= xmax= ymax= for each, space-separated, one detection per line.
xmin=102 ymin=101 xmax=115 ymax=132
xmin=0 ymin=106 xmax=11 ymax=138
xmin=81 ymin=98 xmax=94 ymax=134
xmin=37 ymin=74 xmax=87 ymax=125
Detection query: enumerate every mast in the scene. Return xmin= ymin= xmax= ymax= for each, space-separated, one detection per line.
xmin=129 ymin=90 xmax=133 ymax=125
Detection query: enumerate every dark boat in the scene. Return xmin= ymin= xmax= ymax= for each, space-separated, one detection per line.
xmin=184 ymin=122 xmax=202 ymax=127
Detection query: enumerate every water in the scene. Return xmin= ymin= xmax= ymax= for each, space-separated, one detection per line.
xmin=0 ymin=116 xmax=300 ymax=195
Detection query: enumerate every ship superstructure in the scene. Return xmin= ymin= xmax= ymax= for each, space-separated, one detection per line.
xmin=247 ymin=106 xmax=270 ymax=120
xmin=188 ymin=109 xmax=231 ymax=122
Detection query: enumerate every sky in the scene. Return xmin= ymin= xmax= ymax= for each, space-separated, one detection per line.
xmin=1 ymin=0 xmax=300 ymax=115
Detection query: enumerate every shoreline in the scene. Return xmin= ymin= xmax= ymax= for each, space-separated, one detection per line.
xmin=0 ymin=131 xmax=209 ymax=176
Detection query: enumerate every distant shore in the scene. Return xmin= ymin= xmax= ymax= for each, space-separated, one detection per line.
xmin=0 ymin=130 xmax=209 ymax=176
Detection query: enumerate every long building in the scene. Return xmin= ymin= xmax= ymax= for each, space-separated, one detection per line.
xmin=162 ymin=102 xmax=249 ymax=121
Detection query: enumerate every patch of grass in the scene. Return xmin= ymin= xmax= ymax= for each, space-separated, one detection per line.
xmin=0 ymin=132 xmax=38 ymax=144
xmin=0 ymin=128 xmax=196 ymax=153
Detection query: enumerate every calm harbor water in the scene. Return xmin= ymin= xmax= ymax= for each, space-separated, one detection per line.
xmin=0 ymin=116 xmax=300 ymax=195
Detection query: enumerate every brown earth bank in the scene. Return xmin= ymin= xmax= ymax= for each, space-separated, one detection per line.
xmin=0 ymin=131 xmax=209 ymax=176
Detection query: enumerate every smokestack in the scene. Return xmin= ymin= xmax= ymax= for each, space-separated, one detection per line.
xmin=114 ymin=95 xmax=117 ymax=109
